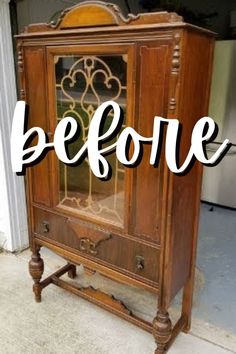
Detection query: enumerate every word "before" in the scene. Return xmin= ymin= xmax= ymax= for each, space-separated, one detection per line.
xmin=11 ymin=100 xmax=230 ymax=177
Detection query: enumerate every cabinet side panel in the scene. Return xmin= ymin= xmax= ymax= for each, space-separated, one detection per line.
xmin=133 ymin=43 xmax=171 ymax=243
xmin=168 ymin=32 xmax=214 ymax=302
xmin=24 ymin=47 xmax=51 ymax=207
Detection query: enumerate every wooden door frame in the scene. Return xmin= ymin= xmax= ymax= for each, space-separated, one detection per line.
xmin=46 ymin=42 xmax=137 ymax=234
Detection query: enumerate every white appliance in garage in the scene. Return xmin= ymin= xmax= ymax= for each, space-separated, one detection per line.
xmin=201 ymin=40 xmax=236 ymax=208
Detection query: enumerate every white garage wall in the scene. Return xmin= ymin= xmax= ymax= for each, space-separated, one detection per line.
xmin=0 ymin=0 xmax=28 ymax=251
xmin=0 ymin=133 xmax=9 ymax=249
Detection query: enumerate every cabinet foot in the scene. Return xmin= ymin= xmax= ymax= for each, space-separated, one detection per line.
xmin=29 ymin=249 xmax=44 ymax=302
xmin=153 ymin=311 xmax=172 ymax=354
xmin=68 ymin=264 xmax=77 ymax=279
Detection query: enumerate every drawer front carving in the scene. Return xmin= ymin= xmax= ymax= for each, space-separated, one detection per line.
xmin=33 ymin=207 xmax=159 ymax=284
xmin=67 ymin=218 xmax=112 ymax=256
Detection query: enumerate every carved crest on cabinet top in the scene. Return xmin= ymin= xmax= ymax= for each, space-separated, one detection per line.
xmin=23 ymin=1 xmax=183 ymax=34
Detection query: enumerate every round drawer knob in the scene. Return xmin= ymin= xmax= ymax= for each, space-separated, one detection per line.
xmin=136 ymin=255 xmax=144 ymax=271
xmin=42 ymin=220 xmax=50 ymax=233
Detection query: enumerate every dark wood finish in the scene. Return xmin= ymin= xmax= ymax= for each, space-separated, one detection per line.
xmin=34 ymin=262 xmax=153 ymax=332
xmin=67 ymin=264 xmax=77 ymax=279
xmin=132 ymin=41 xmax=171 ymax=243
xmin=36 ymin=237 xmax=159 ymax=293
xmin=17 ymin=2 xmax=215 ymax=353
xmin=28 ymin=248 xmax=44 ymax=302
xmin=23 ymin=47 xmax=51 ymax=207
xmin=33 ymin=207 xmax=160 ymax=284
xmin=180 ymin=31 xmax=215 ymax=332
xmin=153 ymin=311 xmax=172 ymax=354
xmin=52 ymin=277 xmax=154 ymax=332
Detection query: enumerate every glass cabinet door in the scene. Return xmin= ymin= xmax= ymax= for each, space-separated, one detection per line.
xmin=49 ymin=46 xmax=134 ymax=228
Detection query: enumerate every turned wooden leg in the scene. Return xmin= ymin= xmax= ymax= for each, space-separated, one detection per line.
xmin=68 ymin=264 xmax=77 ymax=279
xmin=29 ymin=249 xmax=44 ymax=303
xmin=153 ymin=311 xmax=172 ymax=354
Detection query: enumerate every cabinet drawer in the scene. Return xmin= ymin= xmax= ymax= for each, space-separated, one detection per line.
xmin=33 ymin=207 xmax=159 ymax=284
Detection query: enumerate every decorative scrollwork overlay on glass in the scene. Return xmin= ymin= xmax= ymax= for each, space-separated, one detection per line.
xmin=55 ymin=55 xmax=127 ymax=225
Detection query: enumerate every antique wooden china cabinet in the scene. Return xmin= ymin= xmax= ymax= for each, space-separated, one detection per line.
xmin=16 ymin=1 xmax=214 ymax=353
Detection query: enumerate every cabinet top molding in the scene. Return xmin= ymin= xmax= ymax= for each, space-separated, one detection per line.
xmin=17 ymin=0 xmax=215 ymax=37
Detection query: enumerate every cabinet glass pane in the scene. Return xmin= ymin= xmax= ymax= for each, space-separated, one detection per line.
xmin=55 ymin=54 xmax=127 ymax=226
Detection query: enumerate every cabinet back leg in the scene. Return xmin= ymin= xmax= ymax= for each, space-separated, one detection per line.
xmin=181 ymin=272 xmax=195 ymax=332
xmin=67 ymin=264 xmax=77 ymax=279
